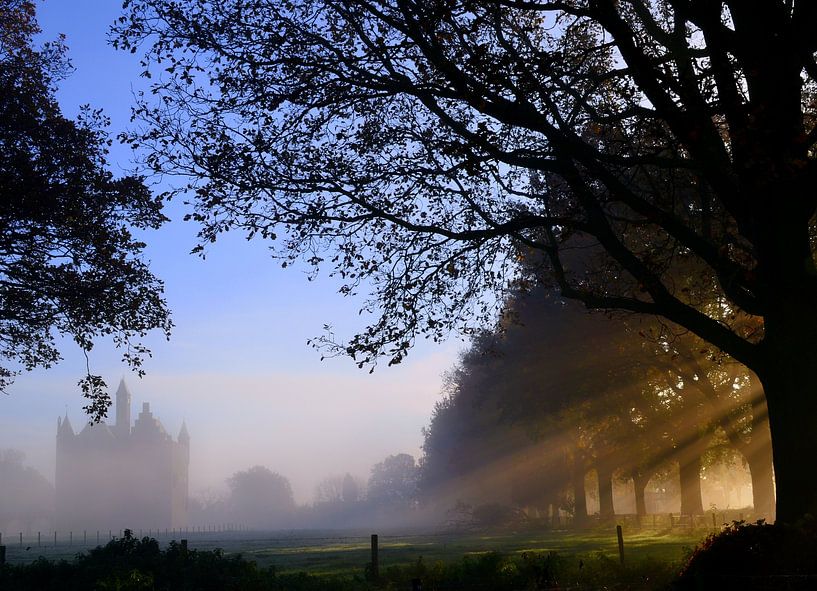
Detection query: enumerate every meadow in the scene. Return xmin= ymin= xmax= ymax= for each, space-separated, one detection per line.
xmin=2 ymin=525 xmax=709 ymax=582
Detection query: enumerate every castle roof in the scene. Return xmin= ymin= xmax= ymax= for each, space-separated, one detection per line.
xmin=77 ymin=421 xmax=116 ymax=443
xmin=132 ymin=402 xmax=171 ymax=442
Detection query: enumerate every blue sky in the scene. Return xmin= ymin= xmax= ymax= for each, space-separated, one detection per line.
xmin=0 ymin=0 xmax=460 ymax=502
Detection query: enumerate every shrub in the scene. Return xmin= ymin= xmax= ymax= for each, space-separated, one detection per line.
xmin=675 ymin=520 xmax=817 ymax=590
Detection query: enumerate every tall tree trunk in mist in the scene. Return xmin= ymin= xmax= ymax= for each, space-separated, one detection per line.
xmin=572 ymin=459 xmax=588 ymax=527
xmin=548 ymin=501 xmax=560 ymax=527
xmin=679 ymin=455 xmax=704 ymax=515
xmin=745 ymin=441 xmax=775 ymax=521
xmin=596 ymin=464 xmax=615 ymax=520
xmin=633 ymin=473 xmax=651 ymax=518
xmin=735 ymin=403 xmax=775 ymax=521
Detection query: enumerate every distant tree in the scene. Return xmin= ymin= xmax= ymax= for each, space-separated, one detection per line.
xmin=313 ymin=474 xmax=344 ymax=505
xmin=227 ymin=466 xmax=295 ymax=529
xmin=367 ymin=454 xmax=419 ymax=508
xmin=0 ymin=449 xmax=54 ymax=532
xmin=0 ymin=0 xmax=170 ymax=419
xmin=116 ymin=0 xmax=817 ymax=522
xmin=187 ymin=488 xmax=228 ymax=526
xmin=314 ymin=472 xmax=365 ymax=505
xmin=341 ymin=473 xmax=362 ymax=504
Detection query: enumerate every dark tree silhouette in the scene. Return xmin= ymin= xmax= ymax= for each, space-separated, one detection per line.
xmin=1 ymin=0 xmax=170 ymax=418
xmin=115 ymin=1 xmax=817 ymax=521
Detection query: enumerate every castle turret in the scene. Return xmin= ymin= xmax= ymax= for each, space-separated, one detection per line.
xmin=57 ymin=413 xmax=75 ymax=439
xmin=178 ymin=420 xmax=190 ymax=443
xmin=115 ymin=378 xmax=132 ymax=438
xmin=178 ymin=420 xmax=190 ymax=462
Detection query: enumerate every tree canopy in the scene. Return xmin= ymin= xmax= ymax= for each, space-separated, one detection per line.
xmin=114 ymin=1 xmax=817 ymax=521
xmin=227 ymin=465 xmax=296 ymax=528
xmin=1 ymin=0 xmax=171 ymax=418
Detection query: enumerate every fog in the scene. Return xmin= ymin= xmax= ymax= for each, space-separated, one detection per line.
xmin=0 ymin=342 xmax=457 ymax=533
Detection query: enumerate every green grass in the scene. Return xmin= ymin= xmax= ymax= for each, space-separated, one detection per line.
xmin=2 ymin=527 xmax=713 ymax=590
xmin=3 ymin=528 xmax=707 ymax=574
xmin=205 ymin=528 xmax=706 ymax=575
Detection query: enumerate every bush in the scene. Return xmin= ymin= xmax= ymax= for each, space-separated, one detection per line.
xmin=0 ymin=530 xmax=274 ymax=591
xmin=675 ymin=520 xmax=817 ymax=590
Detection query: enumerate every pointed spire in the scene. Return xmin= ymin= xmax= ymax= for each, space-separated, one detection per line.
xmin=115 ymin=378 xmax=132 ymax=437
xmin=58 ymin=412 xmax=74 ymax=438
xmin=178 ymin=420 xmax=189 ymax=442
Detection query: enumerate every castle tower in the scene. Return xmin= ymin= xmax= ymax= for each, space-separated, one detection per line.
xmin=178 ymin=420 xmax=190 ymax=462
xmin=174 ymin=421 xmax=191 ymax=527
xmin=114 ymin=378 xmax=132 ymax=438
xmin=55 ymin=413 xmax=75 ymax=524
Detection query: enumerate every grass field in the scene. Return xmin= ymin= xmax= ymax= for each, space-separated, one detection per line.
xmin=2 ymin=526 xmax=709 ymax=577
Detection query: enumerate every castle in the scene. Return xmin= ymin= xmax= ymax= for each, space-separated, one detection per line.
xmin=56 ymin=379 xmax=189 ymax=531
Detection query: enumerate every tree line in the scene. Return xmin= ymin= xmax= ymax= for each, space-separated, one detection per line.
xmin=419 ymin=286 xmax=773 ymax=525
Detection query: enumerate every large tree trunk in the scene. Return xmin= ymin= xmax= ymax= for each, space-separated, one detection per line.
xmin=633 ymin=473 xmax=650 ymax=518
xmin=679 ymin=455 xmax=704 ymax=516
xmin=597 ymin=463 xmax=615 ymax=520
xmin=755 ymin=231 xmax=817 ymax=524
xmin=759 ymin=338 xmax=817 ymax=524
xmin=746 ymin=445 xmax=775 ymax=521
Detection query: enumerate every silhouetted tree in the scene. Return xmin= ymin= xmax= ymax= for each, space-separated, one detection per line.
xmin=1 ymin=0 xmax=170 ymax=418
xmin=227 ymin=466 xmax=295 ymax=529
xmin=115 ymin=1 xmax=817 ymax=521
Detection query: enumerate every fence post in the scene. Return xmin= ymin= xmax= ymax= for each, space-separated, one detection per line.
xmin=54 ymin=531 xmax=57 ymax=547
xmin=712 ymin=513 xmax=717 ymax=530
xmin=19 ymin=532 xmax=22 ymax=547
xmin=84 ymin=530 xmax=87 ymax=544
xmin=38 ymin=532 xmax=41 ymax=547
xmin=371 ymin=534 xmax=379 ymax=579
xmin=616 ymin=525 xmax=625 ymax=565
xmin=70 ymin=531 xmax=72 ymax=546
xmin=0 ymin=545 xmax=6 ymax=567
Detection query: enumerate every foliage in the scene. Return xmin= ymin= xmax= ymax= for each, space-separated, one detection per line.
xmin=227 ymin=466 xmax=296 ymax=528
xmin=113 ymin=0 xmax=817 ymax=521
xmin=0 ymin=0 xmax=170 ymax=418
xmin=0 ymin=530 xmax=274 ymax=590
xmin=420 ymin=287 xmax=677 ymax=520
xmin=675 ymin=519 xmax=817 ymax=589
xmin=367 ymin=453 xmax=419 ymax=507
